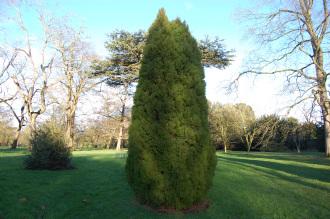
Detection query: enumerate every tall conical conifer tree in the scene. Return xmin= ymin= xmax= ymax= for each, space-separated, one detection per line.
xmin=126 ymin=9 xmax=216 ymax=210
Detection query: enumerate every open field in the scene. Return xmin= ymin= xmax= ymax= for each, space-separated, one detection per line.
xmin=0 ymin=148 xmax=329 ymax=218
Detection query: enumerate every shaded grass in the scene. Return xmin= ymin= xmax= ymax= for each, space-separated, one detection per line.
xmin=0 ymin=148 xmax=329 ymax=218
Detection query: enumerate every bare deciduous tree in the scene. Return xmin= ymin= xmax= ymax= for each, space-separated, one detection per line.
xmin=94 ymin=88 xmax=130 ymax=150
xmin=9 ymin=8 xmax=54 ymax=138
xmin=2 ymin=97 xmax=26 ymax=149
xmin=0 ymin=47 xmax=17 ymax=103
xmin=51 ymin=23 xmax=95 ymax=149
xmin=234 ymin=0 xmax=330 ymax=156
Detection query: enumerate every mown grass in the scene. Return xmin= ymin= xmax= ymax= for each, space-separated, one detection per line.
xmin=0 ymin=148 xmax=329 ymax=218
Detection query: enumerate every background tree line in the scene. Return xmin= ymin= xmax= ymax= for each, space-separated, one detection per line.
xmin=208 ymin=102 xmax=324 ymax=152
xmin=1 ymin=100 xmax=325 ymax=153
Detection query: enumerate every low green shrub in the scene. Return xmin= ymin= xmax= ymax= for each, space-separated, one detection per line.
xmin=25 ymin=126 xmax=72 ymax=170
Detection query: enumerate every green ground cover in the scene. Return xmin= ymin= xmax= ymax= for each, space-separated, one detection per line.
xmin=0 ymin=148 xmax=329 ymax=218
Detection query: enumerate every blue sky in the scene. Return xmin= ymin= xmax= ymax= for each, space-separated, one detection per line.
xmin=12 ymin=0 xmax=250 ymax=55
xmin=51 ymin=0 xmax=247 ymax=39
xmin=2 ymin=0 xmax=302 ymax=118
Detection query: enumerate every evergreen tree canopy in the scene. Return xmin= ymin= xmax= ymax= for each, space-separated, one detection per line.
xmin=126 ymin=9 xmax=216 ymax=210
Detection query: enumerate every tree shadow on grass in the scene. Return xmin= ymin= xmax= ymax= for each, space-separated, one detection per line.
xmin=5 ymin=149 xmax=328 ymax=218
xmin=218 ymin=156 xmax=330 ymax=192
xmin=0 ymin=147 xmax=29 ymax=155
xmin=1 ymin=153 xmax=134 ymax=218
xmin=0 ymin=151 xmax=262 ymax=219
xmin=1 ymin=152 xmax=207 ymax=219
xmin=226 ymin=152 xmax=330 ymax=166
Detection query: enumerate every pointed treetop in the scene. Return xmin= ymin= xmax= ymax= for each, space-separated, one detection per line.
xmin=153 ymin=8 xmax=168 ymax=24
xmin=157 ymin=8 xmax=167 ymax=18
xmin=147 ymin=8 xmax=170 ymax=36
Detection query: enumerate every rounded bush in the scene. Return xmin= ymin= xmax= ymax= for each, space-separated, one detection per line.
xmin=25 ymin=126 xmax=72 ymax=170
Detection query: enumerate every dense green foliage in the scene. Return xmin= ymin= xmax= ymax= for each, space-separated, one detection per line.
xmin=0 ymin=149 xmax=329 ymax=218
xmin=209 ymin=103 xmax=255 ymax=151
xmin=92 ymin=29 xmax=233 ymax=81
xmin=252 ymin=115 xmax=323 ymax=152
xmin=199 ymin=36 xmax=233 ymax=69
xmin=92 ymin=30 xmax=144 ymax=87
xmin=126 ymin=9 xmax=216 ymax=210
xmin=25 ymin=125 xmax=72 ymax=170
xmin=208 ymin=103 xmax=324 ymax=152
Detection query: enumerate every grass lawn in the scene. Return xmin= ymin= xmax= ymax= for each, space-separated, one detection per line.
xmin=0 ymin=148 xmax=329 ymax=219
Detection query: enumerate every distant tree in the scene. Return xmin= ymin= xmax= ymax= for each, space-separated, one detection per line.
xmin=2 ymin=97 xmax=25 ymax=149
xmin=0 ymin=55 xmax=26 ymax=149
xmin=208 ymin=103 xmax=255 ymax=152
xmin=236 ymin=103 xmax=256 ymax=150
xmin=93 ymin=29 xmax=233 ymax=150
xmin=291 ymin=122 xmax=317 ymax=152
xmin=94 ymin=29 xmax=233 ymax=79
xmin=252 ymin=115 xmax=280 ymax=151
xmin=276 ymin=117 xmax=300 ymax=151
xmin=51 ymin=22 xmax=95 ymax=149
xmin=126 ymin=9 xmax=216 ymax=210
xmin=209 ymin=103 xmax=233 ymax=152
xmin=8 ymin=7 xmax=54 ymax=137
xmin=3 ymin=2 xmax=95 ymax=150
xmin=235 ymin=0 xmax=330 ymax=156
xmin=75 ymin=116 xmax=129 ymax=149
xmin=93 ymin=30 xmax=144 ymax=150
xmin=0 ymin=109 xmax=15 ymax=146
xmin=242 ymin=121 xmax=259 ymax=152
xmin=199 ymin=36 xmax=233 ymax=69
xmin=0 ymin=47 xmax=17 ymax=102
xmin=95 ymin=91 xmax=131 ymax=149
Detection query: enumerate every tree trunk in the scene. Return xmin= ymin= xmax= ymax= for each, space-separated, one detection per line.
xmin=296 ymin=143 xmax=301 ymax=153
xmin=107 ymin=136 xmax=113 ymax=149
xmin=116 ymin=125 xmax=123 ymax=151
xmin=246 ymin=135 xmax=252 ymax=152
xmin=224 ymin=143 xmax=227 ymax=153
xmin=65 ymin=113 xmax=75 ymax=150
xmin=27 ymin=115 xmax=37 ymax=151
xmin=294 ymin=137 xmax=300 ymax=153
xmin=11 ymin=124 xmax=22 ymax=149
xmin=29 ymin=114 xmax=37 ymax=136
xmin=314 ymin=47 xmax=330 ymax=157
xmin=324 ymin=114 xmax=330 ymax=157
xmin=116 ymin=102 xmax=126 ymax=151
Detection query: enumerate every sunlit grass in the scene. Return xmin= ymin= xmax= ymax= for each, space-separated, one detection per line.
xmin=0 ymin=147 xmax=329 ymax=218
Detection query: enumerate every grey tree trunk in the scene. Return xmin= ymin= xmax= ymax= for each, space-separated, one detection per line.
xmin=116 ymin=126 xmax=123 ymax=151
xmin=324 ymin=115 xmax=330 ymax=157
xmin=11 ymin=124 xmax=22 ymax=149
xmin=107 ymin=136 xmax=113 ymax=149
xmin=314 ymin=48 xmax=330 ymax=157
xmin=116 ymin=102 xmax=126 ymax=151
xmin=294 ymin=138 xmax=300 ymax=153
xmin=29 ymin=114 xmax=37 ymax=137
xmin=296 ymin=143 xmax=301 ymax=153
xmin=65 ymin=113 xmax=75 ymax=150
